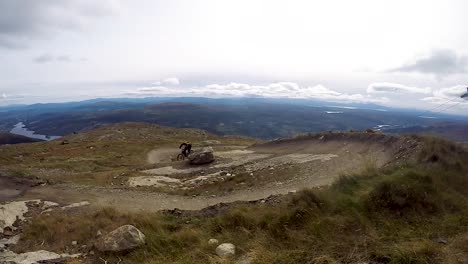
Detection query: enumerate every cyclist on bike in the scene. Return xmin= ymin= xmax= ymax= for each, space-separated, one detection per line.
xmin=179 ymin=142 xmax=192 ymax=157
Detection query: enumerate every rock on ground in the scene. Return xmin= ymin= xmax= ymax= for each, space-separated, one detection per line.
xmin=216 ymin=243 xmax=236 ymax=257
xmin=61 ymin=201 xmax=90 ymax=210
xmin=0 ymin=200 xmax=40 ymax=231
xmin=189 ymin=147 xmax=215 ymax=165
xmin=208 ymin=238 xmax=219 ymax=245
xmin=236 ymin=254 xmax=253 ymax=264
xmin=95 ymin=225 xmax=146 ymax=252
xmin=0 ymin=250 xmax=79 ymax=264
xmin=0 ymin=234 xmax=20 ymax=250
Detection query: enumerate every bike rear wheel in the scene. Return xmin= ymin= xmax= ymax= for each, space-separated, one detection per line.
xmin=176 ymin=153 xmax=185 ymax=160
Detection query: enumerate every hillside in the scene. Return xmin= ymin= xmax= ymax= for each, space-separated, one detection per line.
xmin=0 ymin=122 xmax=258 ymax=186
xmin=386 ymin=122 xmax=468 ymax=142
xmin=0 ymin=125 xmax=467 ymax=263
xmin=0 ymin=133 xmax=42 ymax=145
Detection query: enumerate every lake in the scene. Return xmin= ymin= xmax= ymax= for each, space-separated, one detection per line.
xmin=10 ymin=122 xmax=61 ymax=141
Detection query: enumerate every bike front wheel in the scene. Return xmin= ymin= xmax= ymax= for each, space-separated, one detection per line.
xmin=176 ymin=153 xmax=185 ymax=161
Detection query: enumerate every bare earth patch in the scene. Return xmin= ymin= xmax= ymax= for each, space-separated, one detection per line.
xmin=146 ymin=148 xmax=180 ymax=164
xmin=129 ymin=176 xmax=181 ymax=187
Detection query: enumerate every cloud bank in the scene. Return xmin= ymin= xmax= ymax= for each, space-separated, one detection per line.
xmin=33 ymin=53 xmax=83 ymax=63
xmin=390 ymin=49 xmax=468 ymax=77
xmin=367 ymin=82 xmax=432 ymax=94
xmin=422 ymin=85 xmax=468 ymax=107
xmin=367 ymin=81 xmax=468 ymax=109
xmin=152 ymin=77 xmax=180 ymax=86
xmin=0 ymin=0 xmax=119 ymax=49
xmin=127 ymin=81 xmax=386 ymax=104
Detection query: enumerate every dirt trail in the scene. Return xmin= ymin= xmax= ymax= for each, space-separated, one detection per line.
xmin=19 ymin=180 xmax=310 ymax=212
xmin=7 ymin=134 xmax=414 ymax=212
xmin=0 ymin=176 xmax=41 ymax=203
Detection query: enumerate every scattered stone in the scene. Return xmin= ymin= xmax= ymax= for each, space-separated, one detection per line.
xmin=61 ymin=201 xmax=90 ymax=210
xmin=202 ymin=140 xmax=221 ymax=145
xmin=0 ymin=234 xmax=20 ymax=250
xmin=436 ymin=238 xmax=448 ymax=244
xmin=236 ymin=254 xmax=253 ymax=264
xmin=0 ymin=200 xmax=40 ymax=231
xmin=208 ymin=238 xmax=219 ymax=245
xmin=41 ymin=201 xmax=59 ymax=210
xmin=71 ymin=241 xmax=78 ymax=246
xmin=96 ymin=230 xmax=103 ymax=237
xmin=3 ymin=226 xmax=14 ymax=236
xmin=128 ymin=176 xmax=181 ymax=187
xmin=0 ymin=250 xmax=80 ymax=264
xmin=41 ymin=209 xmax=53 ymax=214
xmin=95 ymin=225 xmax=146 ymax=252
xmin=216 ymin=243 xmax=235 ymax=257
xmin=189 ymin=147 xmax=215 ymax=165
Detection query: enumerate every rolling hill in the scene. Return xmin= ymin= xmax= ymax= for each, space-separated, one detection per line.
xmin=1 ymin=97 xmax=465 ymax=140
xmin=0 ymin=123 xmax=467 ymax=263
xmin=0 ymin=133 xmax=43 ymax=145
xmin=386 ymin=122 xmax=468 ymax=142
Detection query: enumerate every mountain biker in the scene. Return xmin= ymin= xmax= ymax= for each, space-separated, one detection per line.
xmin=179 ymin=142 xmax=192 ymax=157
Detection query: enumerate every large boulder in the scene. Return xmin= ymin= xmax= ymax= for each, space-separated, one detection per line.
xmin=216 ymin=243 xmax=236 ymax=257
xmin=95 ymin=225 xmax=145 ymax=252
xmin=189 ymin=147 xmax=215 ymax=165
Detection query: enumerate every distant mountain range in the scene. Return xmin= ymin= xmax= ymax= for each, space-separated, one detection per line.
xmin=1 ymin=97 xmax=466 ymax=140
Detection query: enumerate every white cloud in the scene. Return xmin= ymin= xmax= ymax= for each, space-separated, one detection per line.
xmin=151 ymin=77 xmax=180 ymax=86
xmin=367 ymin=82 xmax=432 ymax=94
xmin=162 ymin=77 xmax=180 ymax=85
xmin=33 ymin=54 xmax=78 ymax=63
xmin=0 ymin=93 xmax=27 ymax=106
xmin=366 ymin=82 xmax=468 ymax=110
xmin=422 ymin=85 xmax=468 ymax=107
xmin=0 ymin=0 xmax=120 ymax=49
xmin=390 ymin=49 xmax=468 ymax=77
xmin=433 ymin=85 xmax=468 ymax=99
xmin=126 ymin=81 xmax=386 ymax=104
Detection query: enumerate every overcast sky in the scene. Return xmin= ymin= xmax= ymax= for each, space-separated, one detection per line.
xmin=0 ymin=0 xmax=467 ymax=115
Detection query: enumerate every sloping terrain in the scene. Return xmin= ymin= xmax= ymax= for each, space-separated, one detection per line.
xmin=1 ymin=125 xmax=423 ymax=212
xmin=1 ymin=128 xmax=467 ymax=264
xmin=386 ymin=122 xmax=468 ymax=142
xmin=0 ymin=133 xmax=42 ymax=145
xmin=0 ymin=122 xmax=257 ymax=186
